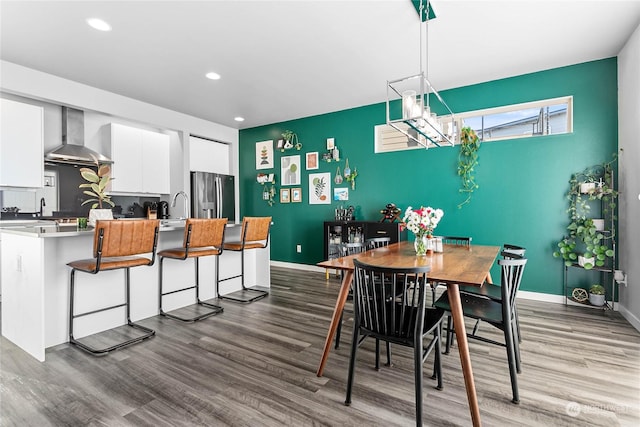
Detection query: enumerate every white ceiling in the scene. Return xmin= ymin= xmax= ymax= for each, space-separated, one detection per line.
xmin=1 ymin=0 xmax=640 ymax=130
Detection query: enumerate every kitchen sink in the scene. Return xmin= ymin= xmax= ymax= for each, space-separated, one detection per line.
xmin=160 ymin=219 xmax=186 ymax=229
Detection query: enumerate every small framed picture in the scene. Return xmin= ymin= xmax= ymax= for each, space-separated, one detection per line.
xmin=306 ymin=152 xmax=319 ymax=170
xmin=276 ymin=139 xmax=284 ymax=149
xmin=280 ymin=188 xmax=290 ymax=203
xmin=326 ymin=138 xmax=335 ymax=150
xmin=291 ymin=187 xmax=302 ymax=203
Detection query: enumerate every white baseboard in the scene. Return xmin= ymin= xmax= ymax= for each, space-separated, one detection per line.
xmin=516 ymin=290 xmax=565 ymax=304
xmin=270 ymin=262 xmax=635 ymax=327
xmin=270 ymin=260 xmax=327 ymax=273
xmin=618 ymin=304 xmax=640 ymax=332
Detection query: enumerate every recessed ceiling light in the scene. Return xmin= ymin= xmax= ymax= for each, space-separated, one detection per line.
xmin=234 ymin=117 xmax=245 ymax=122
xmin=205 ymin=72 xmax=221 ymax=80
xmin=86 ymin=18 xmax=112 ymax=32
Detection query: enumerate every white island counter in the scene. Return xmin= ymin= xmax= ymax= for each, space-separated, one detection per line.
xmin=0 ymin=221 xmax=270 ymax=361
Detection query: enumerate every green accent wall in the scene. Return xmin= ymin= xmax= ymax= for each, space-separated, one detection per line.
xmin=239 ymin=58 xmax=618 ymax=296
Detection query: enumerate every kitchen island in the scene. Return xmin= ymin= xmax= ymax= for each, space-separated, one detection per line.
xmin=0 ymin=220 xmax=270 ymax=361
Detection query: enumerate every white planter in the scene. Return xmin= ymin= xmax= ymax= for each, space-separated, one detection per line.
xmin=580 ymin=182 xmax=596 ymax=194
xmin=578 ymin=255 xmax=595 ymax=267
xmin=88 ymin=208 xmax=113 ymax=227
xmin=593 ymin=219 xmax=605 ymax=231
xmin=589 ymin=293 xmax=605 ymax=307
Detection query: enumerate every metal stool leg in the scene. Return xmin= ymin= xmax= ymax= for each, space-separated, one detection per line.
xmin=219 ymin=248 xmax=268 ymax=303
xmin=69 ymin=267 xmax=155 ymax=356
xmin=159 ymin=255 xmax=223 ymax=322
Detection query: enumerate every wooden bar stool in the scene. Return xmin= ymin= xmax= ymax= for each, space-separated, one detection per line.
xmin=217 ymin=216 xmax=271 ymax=303
xmin=158 ymin=218 xmax=227 ymax=322
xmin=67 ymin=219 xmax=160 ymax=355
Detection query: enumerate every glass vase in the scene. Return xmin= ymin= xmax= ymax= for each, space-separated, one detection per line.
xmin=414 ymin=234 xmax=434 ymax=256
xmin=414 ymin=234 xmax=427 ymax=256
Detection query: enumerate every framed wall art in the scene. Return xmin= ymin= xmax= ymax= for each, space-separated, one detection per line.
xmin=309 ymin=172 xmax=331 ymax=204
xmin=256 ymin=140 xmax=274 ymax=170
xmin=306 ymin=152 xmax=319 ymax=170
xmin=281 ymin=155 xmax=301 ymax=185
xmin=334 ymin=187 xmax=349 ymax=201
xmin=280 ymin=188 xmax=290 ymax=203
xmin=291 ymin=187 xmax=302 ymax=203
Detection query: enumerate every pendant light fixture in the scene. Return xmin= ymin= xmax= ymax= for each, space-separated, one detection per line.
xmin=386 ymin=0 xmax=456 ymax=148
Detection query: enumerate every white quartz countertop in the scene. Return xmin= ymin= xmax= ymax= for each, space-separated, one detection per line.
xmin=0 ymin=218 xmax=238 ymax=238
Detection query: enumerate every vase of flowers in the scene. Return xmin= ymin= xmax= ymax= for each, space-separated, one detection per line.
xmin=402 ymin=206 xmax=444 ymax=256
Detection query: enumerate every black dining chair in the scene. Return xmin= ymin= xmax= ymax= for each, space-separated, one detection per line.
xmin=365 ymin=236 xmax=391 ymax=250
xmin=345 ymin=259 xmax=445 ymax=426
xmin=334 ymin=241 xmax=367 ymax=349
xmin=459 ymin=244 xmax=527 ymax=345
xmin=434 ymin=254 xmax=527 ymax=403
xmin=429 ymin=236 xmax=472 ymax=304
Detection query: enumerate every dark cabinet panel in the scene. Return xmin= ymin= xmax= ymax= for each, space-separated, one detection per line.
xmin=323 ymin=221 xmax=405 ymax=260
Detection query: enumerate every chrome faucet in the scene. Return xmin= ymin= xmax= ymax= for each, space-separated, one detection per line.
xmin=171 ymin=191 xmax=189 ymax=219
xmin=39 ymin=197 xmax=46 ymax=217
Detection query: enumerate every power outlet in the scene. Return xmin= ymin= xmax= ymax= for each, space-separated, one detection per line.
xmin=296 ymin=244 xmax=302 ymax=253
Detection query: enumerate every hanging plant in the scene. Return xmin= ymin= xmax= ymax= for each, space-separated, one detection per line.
xmin=457 ymin=127 xmax=481 ymax=209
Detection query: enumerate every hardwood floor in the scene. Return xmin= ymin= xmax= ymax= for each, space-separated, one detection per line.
xmin=1 ymin=266 xmax=639 ymax=426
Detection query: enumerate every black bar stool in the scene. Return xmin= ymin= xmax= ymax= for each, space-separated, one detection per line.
xmin=217 ymin=216 xmax=271 ymax=303
xmin=67 ymin=219 xmax=160 ymax=355
xmin=158 ymin=218 xmax=227 ymax=322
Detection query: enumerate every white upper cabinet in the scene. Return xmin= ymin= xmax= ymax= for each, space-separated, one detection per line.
xmin=189 ymin=136 xmax=230 ymax=174
xmin=110 ymin=123 xmax=170 ymax=194
xmin=141 ymin=129 xmax=169 ymax=194
xmin=0 ymin=99 xmax=44 ymax=188
xmin=110 ymin=123 xmax=143 ymax=193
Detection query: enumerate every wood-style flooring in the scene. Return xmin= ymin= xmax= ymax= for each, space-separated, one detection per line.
xmin=1 ymin=266 xmax=639 ymax=426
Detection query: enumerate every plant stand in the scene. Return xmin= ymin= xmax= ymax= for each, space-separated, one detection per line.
xmin=561 ymin=167 xmax=617 ymax=310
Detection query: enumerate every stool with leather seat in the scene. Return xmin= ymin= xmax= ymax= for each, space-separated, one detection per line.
xmin=217 ymin=216 xmax=271 ymax=303
xmin=158 ymin=218 xmax=227 ymax=322
xmin=67 ymin=219 xmax=160 ymax=355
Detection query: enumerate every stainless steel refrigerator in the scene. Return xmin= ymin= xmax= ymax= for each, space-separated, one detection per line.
xmin=190 ymin=171 xmax=235 ymax=221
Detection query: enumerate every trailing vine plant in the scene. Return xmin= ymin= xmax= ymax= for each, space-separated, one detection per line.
xmin=553 ymin=154 xmax=618 ymax=269
xmin=457 ymin=127 xmax=481 ymax=209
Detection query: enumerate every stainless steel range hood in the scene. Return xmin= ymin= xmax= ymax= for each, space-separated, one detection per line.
xmin=44 ymin=107 xmax=112 ymax=165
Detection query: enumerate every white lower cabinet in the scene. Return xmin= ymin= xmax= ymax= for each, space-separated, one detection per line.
xmin=0 ymin=98 xmax=44 ymax=188
xmin=110 ymin=123 xmax=170 ymax=194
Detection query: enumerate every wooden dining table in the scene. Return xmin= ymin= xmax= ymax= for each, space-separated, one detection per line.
xmin=316 ymin=241 xmax=500 ymax=427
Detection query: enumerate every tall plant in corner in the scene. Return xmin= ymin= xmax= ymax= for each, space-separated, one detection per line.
xmin=457 ymin=127 xmax=481 ymax=208
xmin=79 ymin=162 xmax=114 ymax=209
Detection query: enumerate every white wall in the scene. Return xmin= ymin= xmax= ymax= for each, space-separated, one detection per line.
xmin=617 ymin=22 xmax=640 ymax=331
xmin=0 ymin=60 xmax=239 ymax=200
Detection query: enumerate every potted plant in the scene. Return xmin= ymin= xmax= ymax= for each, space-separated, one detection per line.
xmin=457 ymin=127 xmax=481 ymax=209
xmin=588 ymin=284 xmax=606 ymax=306
xmin=281 ymin=130 xmax=301 ymax=150
xmin=553 ymin=156 xmax=618 ymax=269
xmin=79 ymin=162 xmax=115 ymax=226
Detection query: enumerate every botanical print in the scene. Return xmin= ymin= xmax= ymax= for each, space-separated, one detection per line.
xmin=309 ymin=172 xmax=331 ymax=205
xmin=256 ymin=140 xmax=274 ymax=170
xmin=306 ymin=152 xmax=319 ymax=170
xmin=281 ymin=155 xmax=301 ymax=185
xmin=334 ymin=187 xmax=349 ymax=201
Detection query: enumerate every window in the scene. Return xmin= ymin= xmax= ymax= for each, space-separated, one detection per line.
xmin=453 ymin=96 xmax=572 ymax=143
xmin=375 ymin=96 xmax=573 ymax=153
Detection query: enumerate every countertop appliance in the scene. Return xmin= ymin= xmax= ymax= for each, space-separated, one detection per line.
xmin=158 ymin=201 xmax=169 ymax=219
xmin=190 ymin=171 xmax=235 ymax=221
